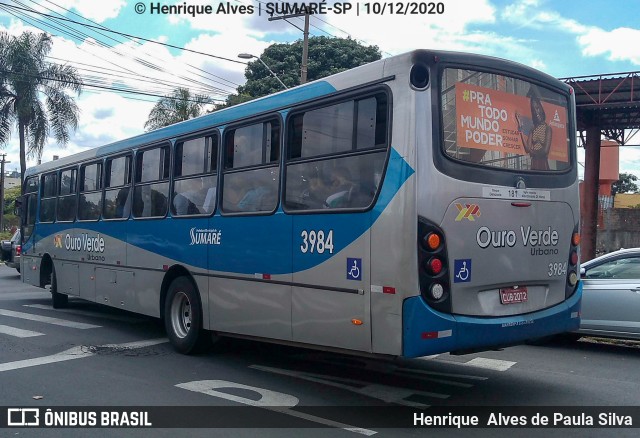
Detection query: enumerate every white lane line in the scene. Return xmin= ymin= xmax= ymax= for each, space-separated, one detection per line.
xmin=0 ymin=324 xmax=44 ymax=338
xmin=0 ymin=346 xmax=91 ymax=372
xmin=176 ymin=380 xmax=376 ymax=436
xmin=251 ymin=365 xmax=449 ymax=407
xmin=24 ymin=304 xmax=143 ymax=324
xmin=0 ymin=309 xmax=100 ymax=329
xmin=0 ymin=338 xmax=168 ymax=373
xmin=462 ymin=357 xmax=516 ymax=372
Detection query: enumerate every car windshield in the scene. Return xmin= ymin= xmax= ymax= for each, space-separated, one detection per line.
xmin=585 ymin=256 xmax=640 ymax=279
xmin=11 ymin=230 xmax=20 ymax=242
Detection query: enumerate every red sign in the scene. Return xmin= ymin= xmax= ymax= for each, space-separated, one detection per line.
xmin=455 ymin=83 xmax=569 ymax=163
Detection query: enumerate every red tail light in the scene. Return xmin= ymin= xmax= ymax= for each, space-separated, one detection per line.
xmin=428 ymin=257 xmax=443 ymax=275
xmin=15 ymin=245 xmax=21 ymax=256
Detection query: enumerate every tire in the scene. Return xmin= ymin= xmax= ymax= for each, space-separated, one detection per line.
xmin=164 ymin=276 xmax=211 ymax=354
xmin=51 ymin=266 xmax=68 ymax=309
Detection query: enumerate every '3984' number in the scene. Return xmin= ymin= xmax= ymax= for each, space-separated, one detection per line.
xmin=300 ymin=230 xmax=334 ymax=254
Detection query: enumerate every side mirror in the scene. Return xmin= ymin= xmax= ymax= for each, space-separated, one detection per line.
xmin=579 ymin=267 xmax=586 ymax=278
xmin=14 ymin=196 xmax=23 ymax=217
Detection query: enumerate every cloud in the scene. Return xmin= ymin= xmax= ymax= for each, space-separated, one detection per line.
xmin=578 ymin=27 xmax=640 ymax=65
xmin=46 ymin=0 xmax=127 ymax=23
xmin=502 ymin=0 xmax=640 ymax=66
xmin=312 ymin=0 xmax=500 ymax=58
xmin=501 ymin=0 xmax=587 ymax=34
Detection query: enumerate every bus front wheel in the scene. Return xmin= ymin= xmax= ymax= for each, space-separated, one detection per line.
xmin=164 ymin=276 xmax=211 ymax=354
xmin=50 ymin=266 xmax=68 ymax=309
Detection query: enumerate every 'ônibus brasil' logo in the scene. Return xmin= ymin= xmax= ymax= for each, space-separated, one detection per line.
xmin=455 ymin=203 xmax=481 ymax=221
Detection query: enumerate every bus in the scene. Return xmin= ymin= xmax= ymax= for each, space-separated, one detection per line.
xmin=18 ymin=49 xmax=581 ymax=357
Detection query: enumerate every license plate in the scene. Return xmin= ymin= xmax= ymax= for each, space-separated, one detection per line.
xmin=499 ymin=287 xmax=528 ymax=305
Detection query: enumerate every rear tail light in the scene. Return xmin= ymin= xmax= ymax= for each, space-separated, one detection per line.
xmin=15 ymin=245 xmax=21 ymax=256
xmin=570 ymin=250 xmax=578 ymax=266
xmin=418 ymin=218 xmax=450 ymax=312
xmin=572 ymin=233 xmax=581 ymax=246
xmin=566 ymin=226 xmax=580 ymax=298
xmin=430 ymin=283 xmax=444 ymax=300
xmin=568 ymin=271 xmax=578 ymax=287
xmin=427 ymin=257 xmax=443 ymax=275
xmin=423 ymin=233 xmax=441 ymax=251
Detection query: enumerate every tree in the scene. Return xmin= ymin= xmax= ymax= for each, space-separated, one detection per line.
xmin=1 ymin=186 xmax=21 ymax=232
xmin=611 ymin=172 xmax=639 ymax=195
xmin=144 ymin=87 xmax=211 ymax=131
xmin=222 ymin=37 xmax=381 ymax=107
xmin=0 ymin=31 xmax=82 ymax=182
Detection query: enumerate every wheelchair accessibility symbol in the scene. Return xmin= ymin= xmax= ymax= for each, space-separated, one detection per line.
xmin=454 ymin=259 xmax=472 ymax=283
xmin=347 ymin=258 xmax=362 ymax=281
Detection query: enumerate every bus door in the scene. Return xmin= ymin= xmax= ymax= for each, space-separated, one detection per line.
xmin=19 ymin=191 xmax=39 ymax=284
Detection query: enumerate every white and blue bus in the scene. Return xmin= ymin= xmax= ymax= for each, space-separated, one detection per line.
xmin=19 ymin=50 xmax=581 ymax=356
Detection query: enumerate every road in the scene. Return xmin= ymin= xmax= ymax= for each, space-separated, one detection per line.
xmin=1 ymin=264 xmax=639 ymax=437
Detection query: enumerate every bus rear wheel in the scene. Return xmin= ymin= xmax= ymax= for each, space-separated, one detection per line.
xmin=50 ymin=266 xmax=68 ymax=309
xmin=164 ymin=276 xmax=211 ymax=354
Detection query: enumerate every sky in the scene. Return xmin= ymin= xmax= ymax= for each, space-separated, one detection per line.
xmin=0 ymin=0 xmax=639 ymax=180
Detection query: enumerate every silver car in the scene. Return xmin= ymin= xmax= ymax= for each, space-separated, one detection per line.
xmin=579 ymin=248 xmax=640 ymax=340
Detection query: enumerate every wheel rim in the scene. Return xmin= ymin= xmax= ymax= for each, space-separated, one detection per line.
xmin=170 ymin=291 xmax=192 ymax=339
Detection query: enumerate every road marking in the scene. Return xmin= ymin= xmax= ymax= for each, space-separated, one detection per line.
xmin=462 ymin=357 xmax=516 ymax=372
xmin=24 ymin=304 xmax=143 ymax=324
xmin=0 ymin=346 xmax=92 ymax=372
xmin=0 ymin=309 xmax=101 ymax=329
xmin=0 ymin=338 xmax=168 ymax=373
xmin=251 ymin=365 xmax=449 ymax=408
xmin=396 ymin=367 xmax=489 ymax=381
xmin=0 ymin=324 xmax=44 ymax=338
xmin=176 ymin=380 xmax=376 ymax=435
xmin=290 ymin=352 xmax=486 ymax=385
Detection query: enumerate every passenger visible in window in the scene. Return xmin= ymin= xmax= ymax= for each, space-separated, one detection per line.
xmin=174 ymin=178 xmax=217 ymax=215
xmin=324 ymin=167 xmax=354 ymax=208
xmin=115 ymin=188 xmax=130 ymax=218
xmin=237 ymin=180 xmax=270 ymax=212
xmin=202 ymin=183 xmax=217 ymax=214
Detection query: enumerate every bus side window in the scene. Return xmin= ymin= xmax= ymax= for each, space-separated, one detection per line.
xmin=133 ymin=146 xmax=170 ymax=219
xmin=222 ymin=120 xmax=280 ymax=214
xmin=103 ymin=155 xmax=131 ymax=220
xmin=40 ymin=172 xmax=57 ymax=223
xmin=172 ymin=135 xmax=218 ymax=217
xmin=285 ymin=93 xmax=389 ymax=212
xmin=79 ymin=162 xmax=102 ymax=221
xmin=57 ymin=167 xmax=78 ymax=222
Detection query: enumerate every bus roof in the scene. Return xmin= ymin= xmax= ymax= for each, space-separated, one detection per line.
xmin=25 ymin=49 xmax=569 ymax=179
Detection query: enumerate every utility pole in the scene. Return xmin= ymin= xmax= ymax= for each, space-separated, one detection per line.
xmin=0 ymin=154 xmax=8 ymax=232
xmin=268 ymin=12 xmax=311 ymax=84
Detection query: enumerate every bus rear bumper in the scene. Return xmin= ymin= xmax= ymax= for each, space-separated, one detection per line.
xmin=402 ymin=282 xmax=582 ymax=358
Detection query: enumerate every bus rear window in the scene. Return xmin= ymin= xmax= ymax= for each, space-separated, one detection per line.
xmin=441 ymin=68 xmax=571 ymax=172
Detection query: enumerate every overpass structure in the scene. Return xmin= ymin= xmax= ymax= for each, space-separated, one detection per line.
xmin=561 ymin=71 xmax=640 ymax=261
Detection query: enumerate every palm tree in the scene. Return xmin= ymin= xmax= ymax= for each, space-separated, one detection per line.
xmin=144 ymin=87 xmax=211 ymax=131
xmin=0 ymin=32 xmax=82 ymax=182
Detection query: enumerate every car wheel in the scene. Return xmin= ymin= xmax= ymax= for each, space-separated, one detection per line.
xmin=164 ymin=276 xmax=212 ymax=354
xmin=51 ymin=266 xmax=68 ymax=309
